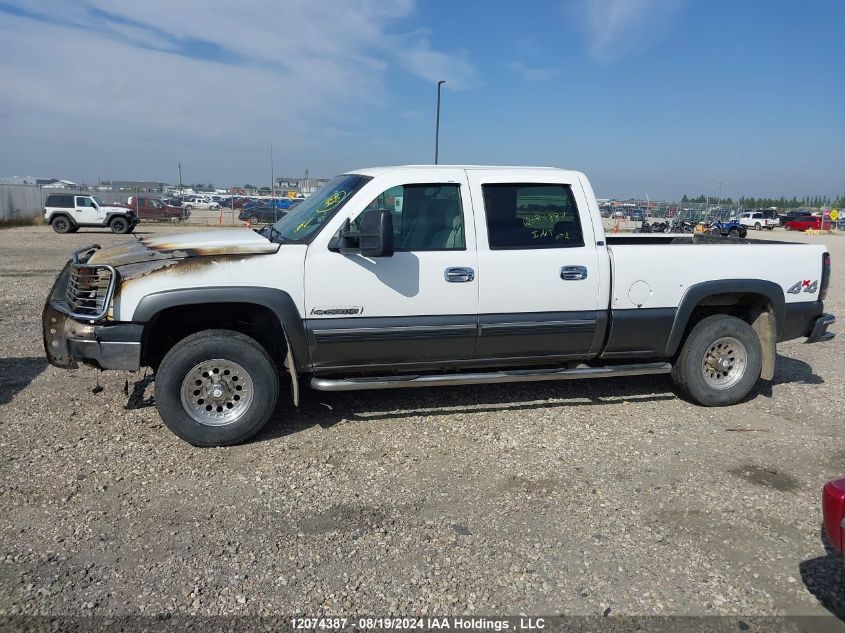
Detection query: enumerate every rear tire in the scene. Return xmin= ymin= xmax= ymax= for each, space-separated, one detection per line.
xmin=728 ymin=228 xmax=739 ymax=238
xmin=50 ymin=216 xmax=72 ymax=234
xmin=754 ymin=222 xmax=762 ymax=230
xmin=109 ymin=216 xmax=131 ymax=234
xmin=154 ymin=330 xmax=279 ymax=446
xmin=671 ymin=315 xmax=762 ymax=407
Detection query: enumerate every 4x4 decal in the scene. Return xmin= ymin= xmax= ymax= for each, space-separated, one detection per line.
xmin=787 ymin=280 xmax=818 ymax=294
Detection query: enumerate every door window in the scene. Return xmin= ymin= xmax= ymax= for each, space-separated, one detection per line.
xmin=482 ymin=183 xmax=583 ymax=249
xmin=76 ymin=197 xmax=95 ymax=207
xmin=360 ymin=183 xmax=465 ymax=251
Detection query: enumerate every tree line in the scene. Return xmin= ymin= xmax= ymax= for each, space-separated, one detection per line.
xmin=680 ymin=194 xmax=845 ymax=209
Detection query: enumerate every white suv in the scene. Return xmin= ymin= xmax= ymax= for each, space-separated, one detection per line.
xmin=43 ymin=194 xmax=138 ymax=234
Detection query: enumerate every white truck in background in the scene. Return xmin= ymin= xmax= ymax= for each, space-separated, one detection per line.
xmin=43 ymin=165 xmax=834 ymax=446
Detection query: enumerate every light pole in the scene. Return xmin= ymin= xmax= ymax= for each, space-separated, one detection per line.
xmin=178 ymin=162 xmax=182 ymax=194
xmin=435 ymin=80 xmax=446 ymax=164
xmin=717 ymin=180 xmax=722 ymax=208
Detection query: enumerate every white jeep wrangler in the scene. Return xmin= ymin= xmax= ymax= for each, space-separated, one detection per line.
xmin=44 ymin=193 xmax=138 ymax=234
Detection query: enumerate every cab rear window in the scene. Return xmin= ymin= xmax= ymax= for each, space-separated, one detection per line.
xmin=481 ymin=183 xmax=584 ymax=249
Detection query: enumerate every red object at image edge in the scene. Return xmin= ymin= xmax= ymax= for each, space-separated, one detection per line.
xmin=823 ymin=478 xmax=845 ymax=554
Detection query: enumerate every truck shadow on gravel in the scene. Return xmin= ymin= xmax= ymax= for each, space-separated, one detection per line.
xmin=253 ymin=374 xmax=680 ymax=443
xmin=0 ymin=356 xmax=47 ymax=405
xmin=749 ymin=353 xmax=824 ymax=399
xmin=254 ymin=353 xmax=824 ymax=443
xmin=799 ymin=530 xmax=845 ymax=620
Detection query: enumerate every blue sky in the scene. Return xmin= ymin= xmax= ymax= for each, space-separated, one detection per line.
xmin=0 ymin=0 xmax=842 ymax=199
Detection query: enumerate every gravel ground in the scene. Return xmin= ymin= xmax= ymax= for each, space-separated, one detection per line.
xmin=0 ymin=224 xmax=843 ymax=620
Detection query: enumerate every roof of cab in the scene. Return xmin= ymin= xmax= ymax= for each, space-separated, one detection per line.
xmin=347 ymin=165 xmax=575 ymax=178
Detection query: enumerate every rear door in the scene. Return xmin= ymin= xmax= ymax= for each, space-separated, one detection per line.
xmin=466 ymin=169 xmax=604 ymax=361
xmin=304 ymin=168 xmax=478 ymax=372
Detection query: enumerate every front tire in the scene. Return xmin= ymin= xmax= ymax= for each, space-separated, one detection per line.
xmin=728 ymin=228 xmax=739 ymax=238
xmin=671 ymin=315 xmax=762 ymax=407
xmin=154 ymin=330 xmax=279 ymax=446
xmin=109 ymin=216 xmax=131 ymax=234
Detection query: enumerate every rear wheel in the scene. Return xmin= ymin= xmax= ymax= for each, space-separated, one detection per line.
xmin=109 ymin=216 xmax=131 ymax=234
xmin=671 ymin=315 xmax=762 ymax=406
xmin=728 ymin=228 xmax=739 ymax=238
xmin=154 ymin=330 xmax=279 ymax=446
xmin=754 ymin=222 xmax=762 ymax=230
xmin=50 ymin=216 xmax=72 ymax=234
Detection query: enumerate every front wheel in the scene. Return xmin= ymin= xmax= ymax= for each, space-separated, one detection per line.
xmin=154 ymin=330 xmax=279 ymax=446
xmin=109 ymin=216 xmax=131 ymax=234
xmin=671 ymin=315 xmax=762 ymax=406
xmin=728 ymin=228 xmax=739 ymax=238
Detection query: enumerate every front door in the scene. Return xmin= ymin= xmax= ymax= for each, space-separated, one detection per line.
xmin=74 ymin=196 xmax=100 ymax=224
xmin=466 ymin=169 xmax=604 ymax=362
xmin=304 ymin=168 xmax=478 ymax=373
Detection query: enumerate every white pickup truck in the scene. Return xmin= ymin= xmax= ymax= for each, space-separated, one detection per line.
xmin=43 ymin=166 xmax=835 ymax=446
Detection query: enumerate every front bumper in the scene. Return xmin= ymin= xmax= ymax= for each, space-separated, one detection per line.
xmin=42 ymin=260 xmax=142 ymax=371
xmin=43 ymin=304 xmax=143 ymax=370
xmin=806 ymin=313 xmax=836 ymax=344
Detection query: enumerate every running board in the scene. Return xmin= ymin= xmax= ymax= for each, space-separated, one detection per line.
xmin=310 ymin=362 xmax=672 ymax=392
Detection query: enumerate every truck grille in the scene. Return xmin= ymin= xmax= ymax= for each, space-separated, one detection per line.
xmin=66 ymin=265 xmax=115 ymax=319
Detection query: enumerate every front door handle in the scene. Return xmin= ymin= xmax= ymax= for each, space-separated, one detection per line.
xmin=445 ymin=267 xmax=475 ymax=283
xmin=561 ymin=265 xmax=588 ymax=280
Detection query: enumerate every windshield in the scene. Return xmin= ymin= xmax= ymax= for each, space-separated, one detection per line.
xmin=92 ymin=196 xmax=105 ymax=206
xmin=269 ymin=174 xmax=371 ymax=243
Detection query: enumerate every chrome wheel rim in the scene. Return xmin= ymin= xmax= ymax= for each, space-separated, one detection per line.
xmin=701 ymin=336 xmax=747 ymax=390
xmin=179 ymin=358 xmax=254 ymax=426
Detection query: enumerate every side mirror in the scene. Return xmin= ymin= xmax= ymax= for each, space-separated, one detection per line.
xmin=330 ymin=208 xmax=394 ymax=257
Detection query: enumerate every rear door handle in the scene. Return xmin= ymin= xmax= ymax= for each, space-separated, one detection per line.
xmin=561 ymin=265 xmax=588 ymax=280
xmin=444 ymin=267 xmax=475 ymax=283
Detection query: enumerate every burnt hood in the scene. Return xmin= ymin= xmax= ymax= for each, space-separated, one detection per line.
xmin=86 ymin=229 xmax=281 ymax=267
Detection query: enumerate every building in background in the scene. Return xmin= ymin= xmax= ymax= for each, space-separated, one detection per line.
xmin=0 ymin=176 xmax=79 ymax=188
xmin=103 ymin=180 xmax=165 ymax=192
xmin=275 ymin=174 xmax=329 ymax=197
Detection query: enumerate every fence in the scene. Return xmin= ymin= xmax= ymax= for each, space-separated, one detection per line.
xmin=0 ymin=185 xmax=43 ymax=222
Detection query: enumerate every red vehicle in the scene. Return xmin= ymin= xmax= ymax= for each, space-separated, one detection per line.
xmin=784 ymin=215 xmax=829 ymax=231
xmin=824 ymin=479 xmax=845 ymax=555
xmin=128 ymin=196 xmax=189 ymax=222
